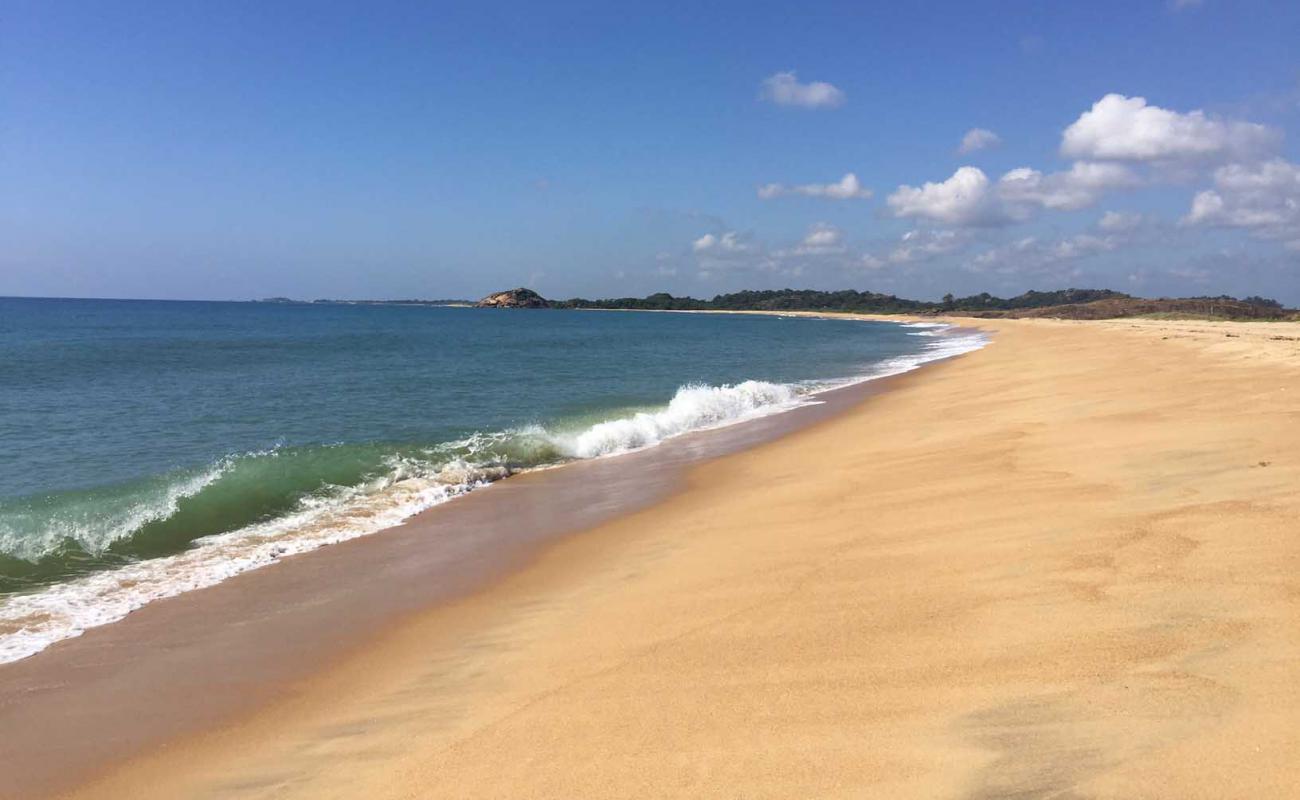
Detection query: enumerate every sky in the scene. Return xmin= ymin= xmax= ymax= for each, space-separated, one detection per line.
xmin=3 ymin=1 xmax=1300 ymax=303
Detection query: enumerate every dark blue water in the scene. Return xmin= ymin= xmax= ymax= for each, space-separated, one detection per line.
xmin=0 ymin=297 xmax=970 ymax=663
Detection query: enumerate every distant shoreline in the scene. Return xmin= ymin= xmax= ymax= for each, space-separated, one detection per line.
xmin=253 ymin=298 xmax=476 ymax=307
xmin=5 ymin=291 xmax=1294 ymax=321
xmin=268 ymin=287 xmax=1298 ymax=321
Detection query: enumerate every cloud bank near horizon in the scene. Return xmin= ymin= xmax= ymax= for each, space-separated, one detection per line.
xmin=671 ymin=88 xmax=1298 ymax=299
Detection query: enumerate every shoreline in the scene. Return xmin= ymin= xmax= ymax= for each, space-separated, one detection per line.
xmin=9 ymin=314 xmax=1300 ymax=798
xmin=0 ymin=315 xmax=975 ymax=798
xmin=0 ymin=312 xmax=973 ymax=666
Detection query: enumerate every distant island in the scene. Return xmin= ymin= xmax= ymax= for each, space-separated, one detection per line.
xmin=475 ymin=288 xmax=552 ymax=308
xmin=261 ymin=287 xmax=1296 ymax=321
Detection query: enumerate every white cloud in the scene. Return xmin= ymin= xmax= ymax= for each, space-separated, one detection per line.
xmin=771 ymin=223 xmax=849 ymax=259
xmin=888 ymin=229 xmax=969 ymax=264
xmin=690 ymin=230 xmax=773 ymax=280
xmin=887 ymin=162 xmax=1132 ymax=226
xmin=759 ymin=71 xmax=845 ymax=109
xmin=971 ymin=233 xmax=1117 ymax=275
xmin=758 ymin=172 xmax=872 ymax=200
xmin=1098 ymin=210 xmax=1144 ymax=232
xmin=852 ymin=229 xmax=973 ymax=271
xmin=971 ymin=237 xmax=1041 ymax=271
xmin=958 ymin=128 xmax=1002 ymax=154
xmin=1183 ymin=158 xmax=1300 ymax=249
xmin=692 ymin=231 xmax=753 ymax=254
xmin=1050 ymin=233 xmax=1118 ymax=260
xmin=887 ymin=166 xmax=1006 ymax=226
xmin=1061 ymin=93 xmax=1279 ymax=163
xmin=998 ymin=161 xmax=1139 ymax=211
xmin=688 ymin=222 xmax=892 ymax=280
xmin=799 ymin=222 xmax=843 ymax=250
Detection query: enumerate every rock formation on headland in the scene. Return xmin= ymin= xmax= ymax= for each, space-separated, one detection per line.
xmin=475 ymin=288 xmax=552 ymax=308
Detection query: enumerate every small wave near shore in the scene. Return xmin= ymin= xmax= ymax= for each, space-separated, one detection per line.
xmin=0 ymin=322 xmax=985 ymax=664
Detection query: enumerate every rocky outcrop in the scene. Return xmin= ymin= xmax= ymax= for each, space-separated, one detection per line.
xmin=475 ymin=288 xmax=552 ymax=309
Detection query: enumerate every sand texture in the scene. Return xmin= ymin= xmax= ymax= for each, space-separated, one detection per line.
xmin=55 ymin=317 xmax=1300 ymax=799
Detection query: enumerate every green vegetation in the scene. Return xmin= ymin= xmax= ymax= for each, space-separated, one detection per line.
xmin=555 ymin=288 xmax=1293 ymax=320
xmin=559 ymin=288 xmax=1129 ymax=314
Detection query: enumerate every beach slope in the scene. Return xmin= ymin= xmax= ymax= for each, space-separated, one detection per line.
xmin=60 ymin=317 xmax=1300 ymax=799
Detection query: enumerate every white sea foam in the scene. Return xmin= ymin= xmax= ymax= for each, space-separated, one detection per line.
xmin=865 ymin=323 xmax=988 ymax=377
xmin=0 ymin=461 xmax=497 ymax=663
xmin=0 ymin=322 xmax=987 ymax=664
xmin=558 ymin=380 xmax=802 ymax=458
xmin=788 ymin=323 xmax=987 ymax=394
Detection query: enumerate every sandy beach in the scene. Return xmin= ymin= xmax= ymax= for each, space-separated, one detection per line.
xmin=22 ymin=316 xmax=1300 ymax=798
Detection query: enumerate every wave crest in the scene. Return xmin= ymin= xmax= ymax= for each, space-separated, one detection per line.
xmin=559 ymin=380 xmax=801 ymax=458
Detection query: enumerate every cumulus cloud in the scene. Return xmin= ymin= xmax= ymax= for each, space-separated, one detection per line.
xmin=850 ymin=229 xmax=977 ymax=271
xmin=798 ymin=222 xmax=844 ymax=251
xmin=759 ymin=71 xmax=845 ymax=109
xmin=971 ymin=237 xmax=1041 ymax=272
xmin=971 ymin=233 xmax=1118 ymax=275
xmin=997 ymin=161 xmax=1139 ymax=211
xmin=887 ymin=97 xmax=1274 ymax=230
xmin=1183 ymin=158 xmax=1300 ymax=249
xmin=757 ymin=172 xmax=872 ymax=200
xmin=692 ymin=231 xmax=753 ymax=254
xmin=690 ymin=230 xmax=776 ymax=280
xmin=887 ymin=166 xmax=1005 ymax=226
xmin=958 ymin=128 xmax=1002 ymax=154
xmin=687 ymin=222 xmax=891 ymax=281
xmin=1061 ymin=93 xmax=1280 ymax=163
xmin=766 ymin=223 xmax=850 ymax=260
xmin=1050 ymin=233 xmax=1119 ymax=261
xmin=887 ymin=162 xmax=1133 ymax=226
xmin=888 ymin=229 xmax=969 ymax=264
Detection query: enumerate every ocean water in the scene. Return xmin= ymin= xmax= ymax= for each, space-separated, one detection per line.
xmin=0 ymin=298 xmax=984 ymax=662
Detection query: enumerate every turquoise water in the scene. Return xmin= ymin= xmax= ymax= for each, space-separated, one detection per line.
xmin=0 ymin=297 xmax=981 ymax=661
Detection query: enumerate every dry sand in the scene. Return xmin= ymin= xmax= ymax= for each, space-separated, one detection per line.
xmin=58 ymin=317 xmax=1300 ymax=799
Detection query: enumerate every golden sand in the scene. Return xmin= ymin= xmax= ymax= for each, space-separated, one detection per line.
xmin=62 ymin=317 xmax=1300 ymax=799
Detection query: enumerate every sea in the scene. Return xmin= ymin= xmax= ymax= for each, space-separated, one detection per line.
xmin=0 ymin=297 xmax=985 ymax=662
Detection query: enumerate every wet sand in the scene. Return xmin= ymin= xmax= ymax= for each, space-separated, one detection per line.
xmin=9 ymin=316 xmax=1300 ymax=798
xmin=0 ymin=327 xmax=930 ymax=799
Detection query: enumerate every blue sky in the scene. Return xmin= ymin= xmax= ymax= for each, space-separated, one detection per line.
xmin=3 ymin=1 xmax=1299 ymax=302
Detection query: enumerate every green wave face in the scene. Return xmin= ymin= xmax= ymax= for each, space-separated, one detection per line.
xmin=0 ymin=433 xmax=568 ymax=594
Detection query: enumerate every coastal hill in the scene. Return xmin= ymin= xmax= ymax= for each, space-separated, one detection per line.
xmin=476 ymin=288 xmax=552 ymax=308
